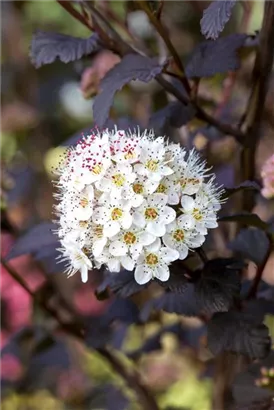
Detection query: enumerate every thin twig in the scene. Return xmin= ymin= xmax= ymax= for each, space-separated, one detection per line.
xmin=156 ymin=75 xmax=246 ymax=143
xmin=57 ymin=1 xmax=93 ymax=30
xmin=1 ymin=258 xmax=35 ymax=297
xmin=240 ymin=2 xmax=274 ymax=212
xmin=246 ymin=235 xmax=272 ymax=300
xmin=138 ymin=0 xmax=191 ymax=94
xmin=156 ymin=0 xmax=164 ymax=20
xmin=197 ymin=248 xmax=208 ymax=265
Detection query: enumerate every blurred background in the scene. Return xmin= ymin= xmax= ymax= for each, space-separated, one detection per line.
xmin=1 ymin=1 xmax=274 ymax=409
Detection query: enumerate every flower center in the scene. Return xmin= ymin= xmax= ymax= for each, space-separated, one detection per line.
xmin=145 ymin=160 xmax=158 ymax=172
xmin=112 ymin=173 xmax=125 ymax=187
xmin=180 ymin=177 xmax=200 ymax=188
xmin=145 ymin=207 xmax=158 ymax=220
xmin=173 ymin=229 xmax=185 ymax=242
xmin=192 ymin=208 xmax=203 ymax=221
xmin=79 ymin=220 xmax=88 ymax=228
xmin=156 ymin=183 xmax=167 ymax=194
xmin=123 ymin=232 xmax=137 ymax=245
xmin=79 ymin=197 xmax=89 ymax=208
xmin=124 ymin=150 xmax=135 ymax=160
xmin=133 ymin=183 xmax=144 ymax=194
xmin=111 ymin=207 xmax=123 ymax=220
xmin=145 ymin=253 xmax=158 ymax=266
xmin=94 ymin=224 xmax=104 ymax=238
xmin=91 ymin=164 xmax=102 ymax=175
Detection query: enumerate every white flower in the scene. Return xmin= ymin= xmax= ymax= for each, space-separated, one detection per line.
xmin=92 ymin=198 xmax=133 ymax=237
xmin=60 ymin=239 xmax=92 ymax=283
xmin=155 ymin=174 xmax=180 ymax=205
xmin=132 ymin=175 xmax=159 ymax=196
xmin=177 ymin=149 xmax=211 ymax=196
xmin=134 ymin=136 xmax=174 ymax=181
xmin=54 ymin=128 xmax=224 ymax=284
xmin=163 ymin=220 xmax=205 ymax=259
xmin=133 ymin=193 xmax=176 ymax=237
xmin=95 ymin=247 xmax=135 ymax=272
xmin=110 ymin=132 xmax=141 ymax=164
xmin=180 ymin=195 xmax=218 ymax=234
xmin=91 ymin=223 xmax=108 ymax=257
xmin=134 ymin=238 xmax=179 ymax=284
xmin=109 ymin=227 xmax=155 ymax=259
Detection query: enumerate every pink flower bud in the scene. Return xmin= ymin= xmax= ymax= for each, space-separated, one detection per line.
xmin=261 ymin=154 xmax=274 ymax=199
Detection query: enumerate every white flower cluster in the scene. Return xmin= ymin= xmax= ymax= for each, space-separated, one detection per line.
xmin=54 ymin=129 xmax=224 ymax=285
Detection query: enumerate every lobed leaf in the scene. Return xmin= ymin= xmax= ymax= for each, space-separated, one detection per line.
xmin=186 ymin=34 xmax=247 ymax=78
xmin=201 ymin=0 xmax=237 ymax=40
xmin=207 ymin=311 xmax=271 ymax=359
xmin=229 ymin=228 xmax=270 ymax=267
xmin=232 ymin=351 xmax=274 ymax=406
xmin=96 ymin=270 xmax=147 ymax=298
xmin=140 ymin=283 xmax=200 ymax=321
xmin=93 ymin=54 xmax=165 ymax=127
xmin=195 ymin=258 xmax=242 ymax=314
xmin=30 ymin=31 xmax=101 ymax=68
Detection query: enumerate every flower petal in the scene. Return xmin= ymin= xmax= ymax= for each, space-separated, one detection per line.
xmin=160 ymin=247 xmax=179 ymax=263
xmin=93 ymin=238 xmax=107 ymax=257
xmin=132 ymin=212 xmax=146 ymax=228
xmin=109 ymin=240 xmax=127 ymax=257
xmin=145 ymin=237 xmax=161 ymax=252
xmin=103 ymin=221 xmax=120 ymax=237
xmin=180 ymin=195 xmax=195 ymax=211
xmin=139 ymin=231 xmax=155 ymax=246
xmin=80 ymin=266 xmax=88 ymax=283
xmin=120 ymin=256 xmax=135 ymax=271
xmin=178 ymin=245 xmax=188 ymax=260
xmin=134 ymin=265 xmax=152 ymax=285
xmin=146 ymin=221 xmax=166 ymax=237
xmin=162 ymin=206 xmax=176 ymax=224
xmin=177 ymin=214 xmax=195 ymax=230
xmin=154 ymin=265 xmax=170 ymax=282
xmin=107 ymin=258 xmax=121 ymax=272
xmin=121 ymin=213 xmax=133 ymax=230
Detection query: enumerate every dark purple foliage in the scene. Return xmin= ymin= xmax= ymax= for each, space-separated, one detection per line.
xmin=149 ymin=101 xmax=196 ymax=131
xmin=186 ymin=34 xmax=247 ymax=78
xmin=207 ymin=311 xmax=271 ymax=359
xmin=30 ymin=31 xmax=101 ymax=68
xmin=93 ymin=54 xmax=165 ymax=127
xmin=201 ymin=0 xmax=237 ymax=40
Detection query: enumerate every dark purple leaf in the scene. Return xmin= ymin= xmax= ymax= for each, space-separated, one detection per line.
xmin=140 ymin=283 xmax=200 ymax=321
xmin=186 ymin=34 xmax=247 ymax=78
xmin=6 ymin=165 xmax=36 ymax=205
xmin=218 ymin=213 xmax=269 ymax=231
xmin=229 ymin=229 xmax=270 ymax=266
xmin=201 ymin=0 xmax=237 ymax=40
xmin=149 ymin=101 xmax=196 ymax=131
xmin=223 ymin=181 xmax=261 ymax=199
xmin=233 ymin=351 xmax=274 ymax=405
xmin=30 ymin=31 xmax=101 ymax=68
xmin=104 ymin=299 xmax=139 ymax=325
xmin=6 ymin=222 xmax=57 ymax=260
xmin=93 ymin=54 xmax=165 ymax=127
xmin=207 ymin=311 xmax=271 ymax=359
xmin=195 ymin=258 xmax=242 ymax=314
xmin=97 ymin=270 xmax=147 ymax=298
